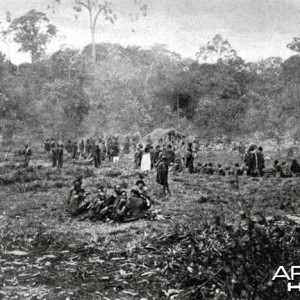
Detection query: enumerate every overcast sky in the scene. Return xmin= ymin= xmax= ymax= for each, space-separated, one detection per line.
xmin=0 ymin=0 xmax=299 ymax=64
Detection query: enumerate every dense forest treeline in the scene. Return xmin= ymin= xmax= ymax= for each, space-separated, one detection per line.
xmin=0 ymin=38 xmax=300 ymax=145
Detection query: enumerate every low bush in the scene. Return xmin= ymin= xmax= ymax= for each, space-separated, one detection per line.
xmin=145 ymin=217 xmax=300 ymax=299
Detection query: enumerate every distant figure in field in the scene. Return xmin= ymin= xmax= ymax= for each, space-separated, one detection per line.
xmin=238 ymin=142 xmax=246 ymax=160
xmin=134 ymin=144 xmax=143 ymax=169
xmin=79 ymin=140 xmax=85 ymax=157
xmin=65 ymin=140 xmax=72 ymax=154
xmin=272 ymin=160 xmax=282 ymax=174
xmin=149 ymin=146 xmax=156 ymax=169
xmin=141 ymin=146 xmax=151 ymax=172
xmin=207 ymin=163 xmax=215 ymax=175
xmin=93 ymin=144 xmax=101 ymax=168
xmin=245 ymin=145 xmax=265 ymax=177
xmin=156 ymin=156 xmax=171 ymax=195
xmin=50 ymin=139 xmax=57 ymax=167
xmin=123 ymin=136 xmax=131 ymax=154
xmin=217 ymin=164 xmax=226 ymax=176
xmin=195 ymin=162 xmax=202 ymax=174
xmin=280 ymin=162 xmax=293 ymax=178
xmin=179 ymin=141 xmax=186 ymax=166
xmin=72 ymin=142 xmax=78 ymax=159
xmin=57 ymin=141 xmax=64 ymax=168
xmin=166 ymin=144 xmax=176 ymax=165
xmin=44 ymin=139 xmax=51 ymax=153
xmin=106 ymin=138 xmax=113 ymax=161
xmin=50 ymin=138 xmax=56 ymax=151
xmin=192 ymin=140 xmax=199 ymax=153
xmin=173 ymin=158 xmax=183 ymax=174
xmin=290 ymin=159 xmax=300 ymax=175
xmin=203 ymin=163 xmax=215 ymax=175
xmin=111 ymin=137 xmax=120 ymax=163
xmin=23 ymin=144 xmax=32 ymax=168
xmin=153 ymin=145 xmax=161 ymax=166
xmin=186 ymin=142 xmax=194 ymax=173
xmin=100 ymin=141 xmax=107 ymax=161
xmin=257 ymin=147 xmax=265 ymax=176
xmin=233 ymin=163 xmax=244 ymax=176
xmin=86 ymin=139 xmax=92 ymax=157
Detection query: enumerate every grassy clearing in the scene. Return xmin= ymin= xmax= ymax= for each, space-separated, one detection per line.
xmin=0 ymin=149 xmax=299 ymax=299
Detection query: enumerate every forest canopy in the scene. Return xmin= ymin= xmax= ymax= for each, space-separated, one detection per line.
xmin=0 ymin=27 xmax=299 ymax=144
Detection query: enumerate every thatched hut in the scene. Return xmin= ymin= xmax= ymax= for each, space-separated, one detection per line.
xmin=141 ymin=128 xmax=186 ymax=146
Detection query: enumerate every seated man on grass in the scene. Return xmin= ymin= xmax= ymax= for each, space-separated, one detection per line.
xmin=67 ymin=176 xmax=91 ymax=216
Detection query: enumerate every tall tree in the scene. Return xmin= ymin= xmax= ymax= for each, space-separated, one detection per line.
xmin=196 ymin=34 xmax=241 ymax=64
xmin=53 ymin=0 xmax=147 ymax=64
xmin=73 ymin=0 xmax=117 ymax=64
xmin=287 ymin=36 xmax=300 ymax=53
xmin=4 ymin=10 xmax=57 ymax=63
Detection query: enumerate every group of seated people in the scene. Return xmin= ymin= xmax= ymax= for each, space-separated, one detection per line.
xmin=269 ymin=159 xmax=300 ymax=178
xmin=172 ymin=159 xmax=245 ymax=176
xmin=194 ymin=162 xmax=245 ymax=176
xmin=66 ymin=177 xmax=152 ymax=222
xmin=172 ymin=159 xmax=300 ymax=178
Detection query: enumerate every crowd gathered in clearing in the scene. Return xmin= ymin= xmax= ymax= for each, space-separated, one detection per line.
xmin=19 ymin=132 xmax=300 ymax=222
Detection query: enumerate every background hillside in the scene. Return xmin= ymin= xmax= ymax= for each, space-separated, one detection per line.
xmin=0 ymin=35 xmax=300 ymax=145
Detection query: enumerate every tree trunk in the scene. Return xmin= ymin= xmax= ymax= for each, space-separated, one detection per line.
xmin=177 ymin=96 xmax=180 ymax=120
xmin=31 ymin=51 xmax=35 ymax=63
xmin=91 ymin=26 xmax=96 ymax=64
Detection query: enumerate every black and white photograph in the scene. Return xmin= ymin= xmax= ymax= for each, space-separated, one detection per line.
xmin=0 ymin=0 xmax=300 ymax=299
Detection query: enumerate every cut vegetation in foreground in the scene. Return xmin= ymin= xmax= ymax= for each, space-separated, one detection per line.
xmin=0 ymin=151 xmax=300 ymax=299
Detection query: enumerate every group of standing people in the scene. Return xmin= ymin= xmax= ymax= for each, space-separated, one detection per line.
xmin=40 ymin=136 xmax=300 ymax=185
xmin=244 ymin=144 xmax=300 ymax=178
xmin=44 ymin=137 xmax=121 ymax=168
xmin=134 ymin=140 xmax=300 ymax=196
xmin=134 ymin=142 xmax=176 ymax=171
xmin=44 ymin=138 xmax=64 ymax=168
xmin=244 ymin=145 xmax=265 ymax=177
xmin=134 ymin=141 xmax=194 ymax=195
